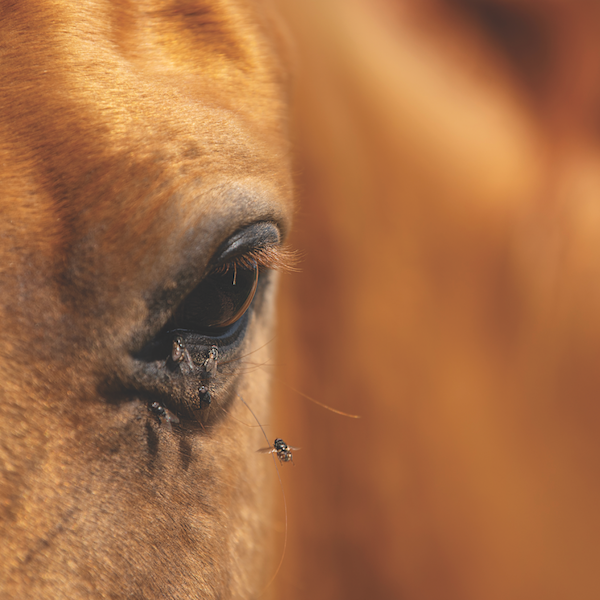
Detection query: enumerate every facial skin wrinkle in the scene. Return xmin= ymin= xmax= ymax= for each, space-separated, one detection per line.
xmin=20 ymin=507 xmax=76 ymax=567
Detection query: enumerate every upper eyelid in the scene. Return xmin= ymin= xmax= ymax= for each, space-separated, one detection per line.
xmin=210 ymin=222 xmax=281 ymax=265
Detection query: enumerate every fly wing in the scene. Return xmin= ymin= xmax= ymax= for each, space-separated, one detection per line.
xmin=287 ymin=446 xmax=301 ymax=451
xmin=164 ymin=409 xmax=180 ymax=425
xmin=256 ymin=447 xmax=275 ymax=454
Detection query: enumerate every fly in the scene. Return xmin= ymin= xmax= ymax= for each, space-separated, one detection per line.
xmin=203 ymin=345 xmax=218 ymax=377
xmin=198 ymin=384 xmax=211 ymax=408
xmin=257 ymin=438 xmax=300 ymax=465
xmin=149 ymin=401 xmax=180 ymax=431
xmin=171 ymin=336 xmax=194 ymax=372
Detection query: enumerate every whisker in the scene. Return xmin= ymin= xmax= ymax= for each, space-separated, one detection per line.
xmin=289 ymin=386 xmax=362 ymax=418
xmin=228 ymin=355 xmax=362 ymax=418
xmin=236 ymin=394 xmax=288 ymax=594
xmin=218 ymin=337 xmax=277 ymax=367
xmin=233 ymin=361 xmax=276 ymax=376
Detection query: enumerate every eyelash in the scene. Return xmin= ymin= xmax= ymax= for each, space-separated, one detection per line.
xmin=211 ymin=244 xmax=300 ymax=275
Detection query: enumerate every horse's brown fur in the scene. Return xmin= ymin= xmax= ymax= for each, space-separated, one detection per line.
xmin=0 ymin=1 xmax=293 ymax=598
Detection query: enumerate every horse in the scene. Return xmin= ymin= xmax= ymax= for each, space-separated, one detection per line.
xmin=0 ymin=1 xmax=294 ymax=598
xmin=5 ymin=0 xmax=600 ymax=599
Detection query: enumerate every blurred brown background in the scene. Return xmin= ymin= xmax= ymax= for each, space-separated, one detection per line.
xmin=271 ymin=1 xmax=600 ymax=599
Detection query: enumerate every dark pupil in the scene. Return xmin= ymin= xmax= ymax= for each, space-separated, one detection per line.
xmin=170 ymin=264 xmax=258 ymax=333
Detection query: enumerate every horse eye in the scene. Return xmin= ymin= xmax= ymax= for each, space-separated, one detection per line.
xmin=168 ymin=262 xmax=259 ymax=334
